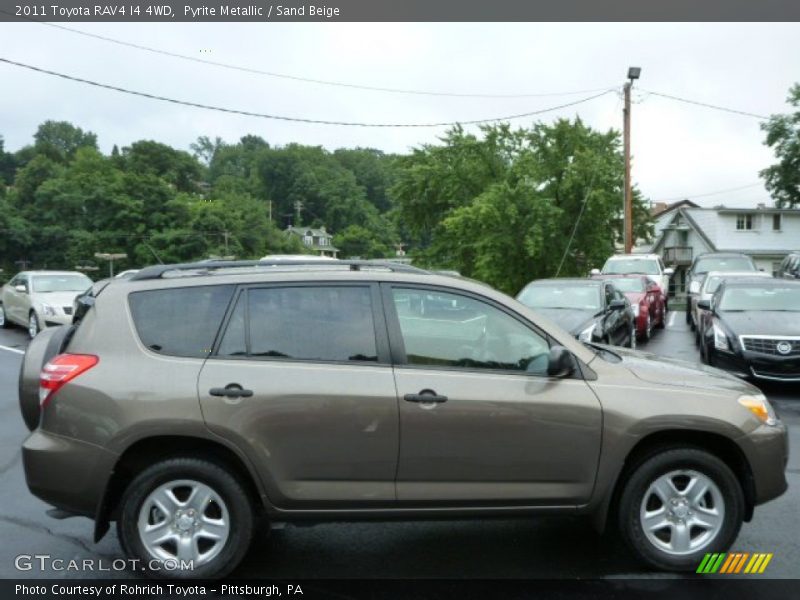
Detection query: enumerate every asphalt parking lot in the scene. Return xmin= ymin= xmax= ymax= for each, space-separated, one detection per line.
xmin=0 ymin=313 xmax=797 ymax=579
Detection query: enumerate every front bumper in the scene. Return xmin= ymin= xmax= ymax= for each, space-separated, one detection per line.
xmin=22 ymin=429 xmax=118 ymax=518
xmin=738 ymin=421 xmax=789 ymax=505
xmin=712 ymin=348 xmax=800 ymax=382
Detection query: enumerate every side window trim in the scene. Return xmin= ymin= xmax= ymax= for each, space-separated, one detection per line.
xmin=380 ymin=282 xmax=559 ymax=376
xmin=210 ymin=281 xmax=391 ymax=365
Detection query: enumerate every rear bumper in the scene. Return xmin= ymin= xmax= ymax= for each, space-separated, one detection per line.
xmin=738 ymin=422 xmax=789 ymax=505
xmin=22 ymin=429 xmax=117 ymax=517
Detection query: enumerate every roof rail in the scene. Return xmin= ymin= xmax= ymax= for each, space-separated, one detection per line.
xmin=129 ymin=259 xmax=428 ymax=281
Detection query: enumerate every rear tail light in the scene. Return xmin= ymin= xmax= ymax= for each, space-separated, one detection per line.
xmin=39 ymin=354 xmax=99 ymax=408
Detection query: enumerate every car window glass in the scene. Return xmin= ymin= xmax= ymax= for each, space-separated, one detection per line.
xmin=605 ymin=286 xmax=615 ymax=305
xmin=247 ymin=286 xmax=378 ymax=362
xmin=217 ymin=294 xmax=246 ymax=356
xmin=517 ymin=284 xmax=601 ymax=310
xmin=603 ymin=259 xmax=659 ymax=275
xmin=129 ymin=285 xmax=235 ymax=357
xmin=392 ymin=288 xmax=550 ymax=374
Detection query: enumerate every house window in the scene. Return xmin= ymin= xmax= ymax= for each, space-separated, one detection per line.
xmin=773 ymin=214 xmax=782 ymax=231
xmin=319 ymin=237 xmax=328 ymax=247
xmin=303 ymin=235 xmax=313 ymax=246
xmin=736 ymin=213 xmax=753 ymax=230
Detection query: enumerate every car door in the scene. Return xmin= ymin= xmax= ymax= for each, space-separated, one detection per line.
xmin=197 ymin=283 xmax=400 ymax=507
xmin=385 ymin=284 xmax=602 ymax=505
xmin=601 ymin=284 xmax=622 ymax=345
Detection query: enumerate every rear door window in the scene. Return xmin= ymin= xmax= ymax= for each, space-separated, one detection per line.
xmin=129 ymin=285 xmax=235 ymax=357
xmin=218 ymin=286 xmax=379 ymax=363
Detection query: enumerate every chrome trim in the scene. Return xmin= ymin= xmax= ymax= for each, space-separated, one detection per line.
xmin=750 ymin=367 xmax=800 ymax=382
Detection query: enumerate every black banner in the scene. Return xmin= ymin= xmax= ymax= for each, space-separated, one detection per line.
xmin=2 ymin=0 xmax=800 ymax=22
xmin=3 ymin=579 xmax=800 ymax=600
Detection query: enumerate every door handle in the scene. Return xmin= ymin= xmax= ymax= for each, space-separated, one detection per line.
xmin=209 ymin=385 xmax=253 ymax=398
xmin=404 ymin=389 xmax=448 ymax=404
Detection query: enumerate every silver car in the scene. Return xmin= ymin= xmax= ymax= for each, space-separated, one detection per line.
xmin=0 ymin=271 xmax=93 ymax=338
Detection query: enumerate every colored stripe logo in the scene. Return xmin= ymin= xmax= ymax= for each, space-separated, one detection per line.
xmin=697 ymin=552 xmax=773 ymax=574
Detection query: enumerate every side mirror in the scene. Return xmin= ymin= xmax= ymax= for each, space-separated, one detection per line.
xmin=609 ymin=298 xmax=626 ymax=311
xmin=589 ymin=268 xmax=601 ymax=276
xmin=697 ymin=299 xmax=711 ymax=311
xmin=15 ymin=284 xmax=27 ymax=293
xmin=547 ymin=346 xmax=575 ymax=378
xmin=664 ymin=268 xmax=674 ymax=277
xmin=689 ymin=281 xmax=701 ymax=294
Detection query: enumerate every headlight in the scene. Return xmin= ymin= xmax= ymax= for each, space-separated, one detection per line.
xmin=40 ymin=303 xmax=57 ymax=317
xmin=578 ymin=324 xmax=596 ymax=342
xmin=632 ymin=304 xmax=640 ymax=318
xmin=738 ymin=393 xmax=778 ymax=426
xmin=713 ymin=322 xmax=730 ymax=352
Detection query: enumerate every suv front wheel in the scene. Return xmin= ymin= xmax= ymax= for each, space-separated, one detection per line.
xmin=117 ymin=458 xmax=255 ymax=579
xmin=618 ymin=448 xmax=744 ymax=572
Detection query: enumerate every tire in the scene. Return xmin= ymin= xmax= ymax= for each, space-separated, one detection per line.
xmin=117 ymin=458 xmax=255 ymax=579
xmin=618 ymin=448 xmax=744 ymax=572
xmin=643 ymin=314 xmax=652 ymax=342
xmin=627 ymin=323 xmax=636 ymax=349
xmin=28 ymin=311 xmax=40 ymax=339
xmin=0 ymin=303 xmax=8 ymax=329
xmin=656 ymin=305 xmax=666 ymax=329
xmin=685 ymin=308 xmax=691 ymax=324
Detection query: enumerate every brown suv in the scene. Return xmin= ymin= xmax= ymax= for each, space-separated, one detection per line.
xmin=19 ymin=260 xmax=788 ymax=579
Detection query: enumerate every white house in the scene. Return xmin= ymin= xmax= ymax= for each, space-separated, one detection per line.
xmin=639 ymin=203 xmax=800 ymax=299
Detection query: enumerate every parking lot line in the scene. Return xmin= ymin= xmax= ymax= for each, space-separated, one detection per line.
xmin=668 ymin=311 xmax=676 ymax=328
xmin=0 ymin=344 xmax=24 ymax=355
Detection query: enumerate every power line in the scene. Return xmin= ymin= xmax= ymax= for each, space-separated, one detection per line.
xmin=0 ymin=57 xmax=616 ymax=128
xmin=654 ymin=182 xmax=764 ymax=203
xmin=642 ymin=90 xmax=770 ymax=120
xmin=1 ymin=11 xmax=615 ymax=100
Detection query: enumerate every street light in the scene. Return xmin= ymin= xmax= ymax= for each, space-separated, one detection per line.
xmin=94 ymin=253 xmax=127 ymax=278
xmin=627 ymin=66 xmax=641 ymax=80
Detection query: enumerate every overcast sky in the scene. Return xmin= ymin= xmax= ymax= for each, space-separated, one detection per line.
xmin=1 ymin=22 xmax=799 ymax=208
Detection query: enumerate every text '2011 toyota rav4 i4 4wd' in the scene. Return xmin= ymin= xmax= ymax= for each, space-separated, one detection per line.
xmin=19 ymin=259 xmax=788 ymax=579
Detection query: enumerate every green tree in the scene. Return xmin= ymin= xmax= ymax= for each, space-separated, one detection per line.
xmin=761 ymin=83 xmax=800 ymax=208
xmin=121 ymin=141 xmax=203 ymax=193
xmin=33 ymin=120 xmax=98 ymax=163
xmin=392 ymin=120 xmax=653 ymax=294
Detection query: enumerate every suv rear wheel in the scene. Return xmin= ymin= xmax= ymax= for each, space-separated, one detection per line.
xmin=618 ymin=448 xmax=744 ymax=572
xmin=0 ymin=303 xmax=8 ymax=329
xmin=117 ymin=458 xmax=255 ymax=579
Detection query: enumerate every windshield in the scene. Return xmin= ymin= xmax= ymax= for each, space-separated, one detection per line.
xmin=32 ymin=274 xmax=92 ymax=293
xmin=719 ymin=286 xmax=800 ymax=311
xmin=602 ymin=259 xmax=659 ymax=275
xmin=518 ymin=284 xmax=601 ymax=310
xmin=694 ymin=257 xmax=754 ymax=274
xmin=607 ymin=277 xmax=645 ymax=293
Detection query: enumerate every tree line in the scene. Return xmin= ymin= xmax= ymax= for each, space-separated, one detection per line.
xmin=2 ymin=117 xmax=660 ymax=295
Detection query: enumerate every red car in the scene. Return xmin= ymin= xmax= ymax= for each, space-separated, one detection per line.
xmin=590 ymin=274 xmax=666 ymax=341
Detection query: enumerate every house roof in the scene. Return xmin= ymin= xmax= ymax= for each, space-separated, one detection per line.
xmin=286 ymin=226 xmax=333 ymax=238
xmin=651 ymin=199 xmax=700 ymax=218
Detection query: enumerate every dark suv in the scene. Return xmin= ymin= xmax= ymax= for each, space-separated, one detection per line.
xmin=19 ymin=260 xmax=788 ymax=578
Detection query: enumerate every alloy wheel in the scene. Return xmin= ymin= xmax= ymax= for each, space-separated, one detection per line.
xmin=639 ymin=469 xmax=725 ymax=556
xmin=0 ymin=305 xmax=5 ymax=327
xmin=137 ymin=479 xmax=230 ymax=566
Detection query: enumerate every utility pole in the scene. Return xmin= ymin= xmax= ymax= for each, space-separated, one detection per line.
xmin=623 ymin=66 xmax=641 ymax=254
xmin=268 ymin=200 xmax=272 ymax=223
xmin=94 ymin=252 xmax=127 ymax=278
xmin=223 ymin=230 xmax=230 ymax=255
xmin=293 ymin=200 xmax=304 ymax=227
